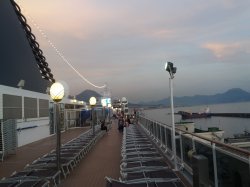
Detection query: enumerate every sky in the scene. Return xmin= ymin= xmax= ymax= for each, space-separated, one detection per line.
xmin=17 ymin=0 xmax=250 ymax=103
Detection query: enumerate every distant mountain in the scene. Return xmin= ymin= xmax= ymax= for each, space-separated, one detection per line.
xmin=75 ymin=89 xmax=102 ymax=103
xmin=76 ymin=88 xmax=250 ymax=107
xmin=142 ymin=88 xmax=250 ymax=107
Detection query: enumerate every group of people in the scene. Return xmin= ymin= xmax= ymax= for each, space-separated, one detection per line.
xmin=100 ymin=110 xmax=138 ymax=133
xmin=117 ymin=115 xmax=131 ymax=132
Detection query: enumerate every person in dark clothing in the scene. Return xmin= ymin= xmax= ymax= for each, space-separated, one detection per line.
xmin=118 ymin=118 xmax=124 ymax=132
xmin=126 ymin=117 xmax=131 ymax=126
xmin=101 ymin=120 xmax=108 ymax=132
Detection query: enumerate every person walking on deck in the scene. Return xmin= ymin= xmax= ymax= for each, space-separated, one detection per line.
xmin=118 ymin=118 xmax=124 ymax=132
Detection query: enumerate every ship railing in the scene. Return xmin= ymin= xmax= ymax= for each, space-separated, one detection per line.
xmin=138 ymin=115 xmax=250 ymax=187
xmin=64 ymin=108 xmax=82 ymax=129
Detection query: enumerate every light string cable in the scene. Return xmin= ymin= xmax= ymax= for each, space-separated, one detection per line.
xmin=15 ymin=0 xmax=106 ymax=89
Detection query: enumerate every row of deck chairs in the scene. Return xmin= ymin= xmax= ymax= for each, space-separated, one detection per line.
xmin=106 ymin=125 xmax=185 ymax=187
xmin=0 ymin=125 xmax=106 ymax=187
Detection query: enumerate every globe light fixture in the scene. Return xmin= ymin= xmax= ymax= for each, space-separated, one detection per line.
xmin=50 ymin=82 xmax=65 ymax=102
xmin=90 ymin=97 xmax=97 ymax=106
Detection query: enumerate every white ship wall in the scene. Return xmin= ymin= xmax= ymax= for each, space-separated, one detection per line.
xmin=17 ymin=119 xmax=50 ymax=147
xmin=0 ymin=85 xmax=51 ymax=147
xmin=0 ymin=84 xmax=85 ymax=147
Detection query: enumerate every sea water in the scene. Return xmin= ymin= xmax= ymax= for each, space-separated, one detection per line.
xmin=143 ymin=102 xmax=250 ymax=138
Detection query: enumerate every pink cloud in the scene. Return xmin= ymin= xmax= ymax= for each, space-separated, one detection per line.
xmin=202 ymin=42 xmax=241 ymax=59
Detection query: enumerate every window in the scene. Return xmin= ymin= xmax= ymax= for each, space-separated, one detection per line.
xmin=39 ymin=99 xmax=49 ymax=117
xmin=3 ymin=94 xmax=22 ymax=119
xmin=24 ymin=97 xmax=37 ymax=118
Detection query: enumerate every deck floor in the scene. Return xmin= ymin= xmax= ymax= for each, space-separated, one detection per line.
xmin=0 ymin=122 xmax=123 ymax=187
xmin=60 ymin=122 xmax=123 ymax=187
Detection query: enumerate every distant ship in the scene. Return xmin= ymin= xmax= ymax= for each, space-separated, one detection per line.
xmin=178 ymin=107 xmax=211 ymax=119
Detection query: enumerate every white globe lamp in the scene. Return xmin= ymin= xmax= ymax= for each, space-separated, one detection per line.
xmin=50 ymin=82 xmax=65 ymax=102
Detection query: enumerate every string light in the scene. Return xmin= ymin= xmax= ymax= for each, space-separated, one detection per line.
xmin=16 ymin=0 xmax=106 ymax=89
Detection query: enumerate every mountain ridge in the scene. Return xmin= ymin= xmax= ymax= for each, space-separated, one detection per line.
xmin=75 ymin=89 xmax=102 ymax=102
xmin=74 ymin=88 xmax=250 ymax=107
xmin=143 ymin=88 xmax=250 ymax=107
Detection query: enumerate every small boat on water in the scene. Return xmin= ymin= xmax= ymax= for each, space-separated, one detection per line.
xmin=233 ymin=130 xmax=250 ymax=139
xmin=225 ymin=130 xmax=250 ymax=143
xmin=225 ymin=130 xmax=250 ymax=150
xmin=178 ymin=106 xmax=211 ymax=119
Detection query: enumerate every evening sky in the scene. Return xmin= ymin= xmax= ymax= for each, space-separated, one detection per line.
xmin=18 ymin=0 xmax=250 ymax=102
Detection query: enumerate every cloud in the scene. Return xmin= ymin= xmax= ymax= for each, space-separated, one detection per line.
xmin=202 ymin=42 xmax=242 ymax=59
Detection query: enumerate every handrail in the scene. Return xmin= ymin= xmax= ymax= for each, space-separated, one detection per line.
xmin=139 ymin=115 xmax=250 ymax=156
xmin=17 ymin=126 xmax=37 ymax=131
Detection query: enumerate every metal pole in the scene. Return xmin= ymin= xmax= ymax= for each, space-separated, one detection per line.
xmin=102 ymin=107 xmax=104 ymax=121
xmin=104 ymin=107 xmax=106 ymax=121
xmin=109 ymin=107 xmax=111 ymax=124
xmin=170 ymin=77 xmax=177 ymax=170
xmin=53 ymin=104 xmax=56 ymax=134
xmin=180 ymin=131 xmax=184 ymax=163
xmin=92 ymin=107 xmax=95 ymax=136
xmin=212 ymin=143 xmax=218 ymax=187
xmin=55 ymin=103 xmax=61 ymax=171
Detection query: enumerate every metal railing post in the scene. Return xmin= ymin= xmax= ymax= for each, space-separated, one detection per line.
xmin=212 ymin=143 xmax=218 ymax=187
xmin=160 ymin=124 xmax=163 ymax=147
xmin=164 ymin=126 xmax=167 ymax=148
xmin=180 ymin=131 xmax=184 ymax=163
xmin=248 ymin=155 xmax=250 ymax=180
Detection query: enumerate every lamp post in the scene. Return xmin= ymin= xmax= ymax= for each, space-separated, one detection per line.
xmin=50 ymin=82 xmax=65 ymax=172
xmin=165 ymin=62 xmax=177 ymax=170
xmin=108 ymin=103 xmax=111 ymax=124
xmin=101 ymin=99 xmax=107 ymax=122
xmin=89 ymin=97 xmax=97 ymax=136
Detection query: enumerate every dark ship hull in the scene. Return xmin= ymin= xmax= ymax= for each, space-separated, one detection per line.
xmin=178 ymin=111 xmax=211 ymax=120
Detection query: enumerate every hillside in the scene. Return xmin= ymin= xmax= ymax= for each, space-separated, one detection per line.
xmin=74 ymin=88 xmax=250 ymax=107
xmin=75 ymin=90 xmax=102 ymax=102
xmin=143 ymin=88 xmax=250 ymax=107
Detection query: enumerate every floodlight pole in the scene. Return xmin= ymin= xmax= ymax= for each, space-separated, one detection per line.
xmin=165 ymin=62 xmax=177 ymax=171
xmin=169 ymin=76 xmax=177 ymax=170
